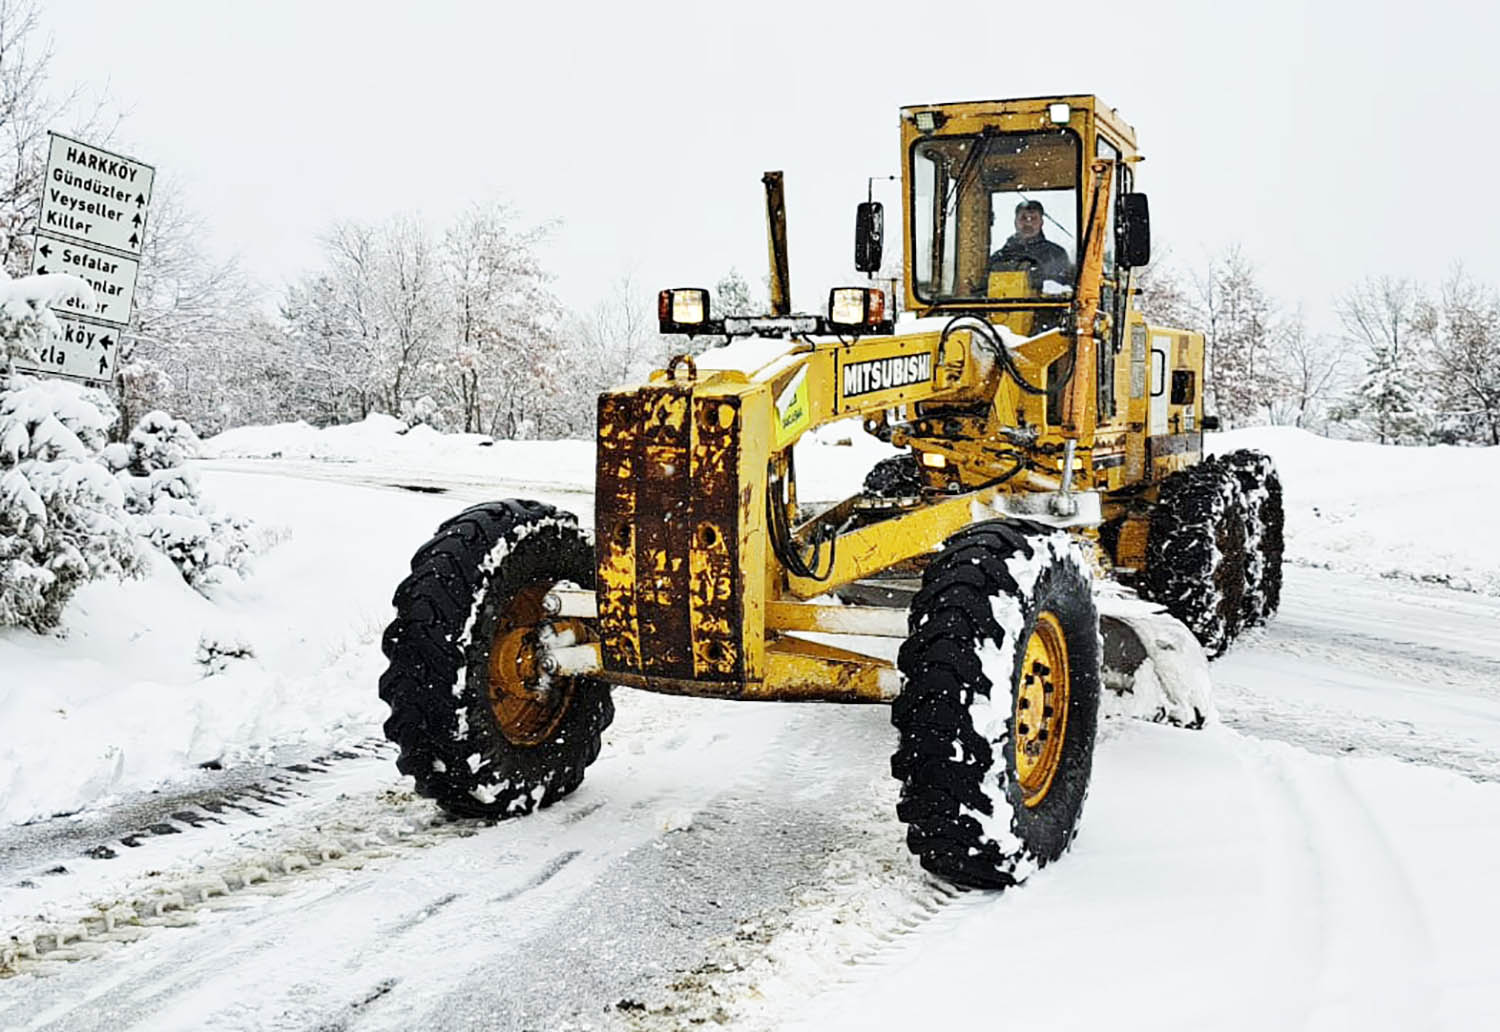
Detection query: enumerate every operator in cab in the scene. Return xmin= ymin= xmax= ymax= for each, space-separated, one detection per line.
xmin=989 ymin=200 xmax=1071 ymax=287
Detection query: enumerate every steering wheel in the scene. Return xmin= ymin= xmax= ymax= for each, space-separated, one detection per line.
xmin=990 ymin=255 xmax=1038 ymax=271
xmin=989 ymin=251 xmax=1039 ymax=272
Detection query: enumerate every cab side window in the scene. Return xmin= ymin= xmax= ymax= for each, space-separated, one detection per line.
xmin=1098 ymin=137 xmax=1121 ymax=279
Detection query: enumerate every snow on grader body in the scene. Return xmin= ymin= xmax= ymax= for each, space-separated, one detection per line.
xmin=378 ymin=95 xmax=1284 ymax=888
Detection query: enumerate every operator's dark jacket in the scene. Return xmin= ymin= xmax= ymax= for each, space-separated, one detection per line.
xmin=989 ymin=233 xmax=1071 ymax=285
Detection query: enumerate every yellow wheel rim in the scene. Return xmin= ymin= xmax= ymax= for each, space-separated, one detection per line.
xmin=1013 ymin=611 xmax=1070 ymax=808
xmin=486 ymin=585 xmax=583 ymax=747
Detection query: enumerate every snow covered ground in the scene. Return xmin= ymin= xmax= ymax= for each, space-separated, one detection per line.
xmin=2 ymin=417 xmax=1498 ymax=1030
xmin=1209 ymin=426 xmax=1500 ymax=595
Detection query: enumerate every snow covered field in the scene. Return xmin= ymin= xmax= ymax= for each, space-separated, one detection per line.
xmin=2 ymin=418 xmax=1499 ymax=1030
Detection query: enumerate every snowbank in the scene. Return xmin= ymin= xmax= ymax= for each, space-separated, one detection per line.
xmin=1209 ymin=427 xmax=1500 ymax=595
xmin=0 ymin=473 xmax=454 ymax=825
xmin=200 ymin=413 xmax=597 ymax=491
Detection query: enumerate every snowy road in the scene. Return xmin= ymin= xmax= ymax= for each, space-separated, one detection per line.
xmin=3 ymin=461 xmax=1499 ymax=1030
xmin=1216 ymin=567 xmax=1500 ymax=782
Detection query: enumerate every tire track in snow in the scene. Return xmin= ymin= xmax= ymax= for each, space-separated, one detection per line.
xmin=0 ymin=804 xmax=480 ymax=980
xmin=491 ymin=849 xmax=581 ymax=903
xmin=613 ymin=711 xmax=983 ymax=1031
xmin=1240 ymin=741 xmax=1329 ymax=1030
xmin=1 ymin=693 xmax=810 ymax=1030
xmin=1216 ymin=567 xmax=1500 ymax=784
xmin=1245 ymin=739 xmax=1435 ymax=1030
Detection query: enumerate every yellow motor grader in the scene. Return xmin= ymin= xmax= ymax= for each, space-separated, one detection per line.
xmin=378 ymin=95 xmax=1283 ymax=888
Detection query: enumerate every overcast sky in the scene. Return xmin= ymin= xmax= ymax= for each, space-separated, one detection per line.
xmin=43 ymin=0 xmax=1500 ymax=329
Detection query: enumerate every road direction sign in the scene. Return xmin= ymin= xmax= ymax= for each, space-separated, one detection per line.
xmin=9 ymin=313 xmax=121 ymax=383
xmin=31 ymin=232 xmax=139 ymax=326
xmin=39 ymin=134 xmax=154 ymax=257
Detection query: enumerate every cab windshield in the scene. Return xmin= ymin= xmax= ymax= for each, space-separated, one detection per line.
xmin=911 ymin=129 xmax=1080 ymax=304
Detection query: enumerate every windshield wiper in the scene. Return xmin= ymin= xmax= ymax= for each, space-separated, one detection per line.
xmin=942 ymin=129 xmax=995 ymax=220
xmin=1017 ymin=191 xmax=1076 ymax=242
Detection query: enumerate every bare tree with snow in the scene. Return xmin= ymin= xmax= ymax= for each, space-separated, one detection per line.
xmin=1131 ymin=250 xmax=1198 ymax=330
xmin=1191 ymin=246 xmax=1279 ymax=426
xmin=119 ymin=189 xmax=264 ymax=435
xmin=438 ymin=203 xmax=562 ymax=435
xmin=0 ymin=0 xmax=117 ymax=278
xmin=559 ymin=274 xmax=671 ymax=431
xmin=1267 ymin=306 xmax=1350 ymax=430
xmin=1427 ymin=269 xmax=1500 ymax=445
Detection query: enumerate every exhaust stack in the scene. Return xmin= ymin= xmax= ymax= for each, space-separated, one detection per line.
xmin=762 ymin=170 xmax=790 ymax=316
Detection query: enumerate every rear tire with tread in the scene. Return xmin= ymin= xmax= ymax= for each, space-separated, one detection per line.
xmin=1143 ymin=461 xmax=1248 ymax=657
xmin=1219 ymin=449 xmax=1284 ymax=626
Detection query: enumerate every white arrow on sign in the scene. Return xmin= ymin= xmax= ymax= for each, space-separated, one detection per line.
xmin=39 ymin=133 xmax=155 ymax=257
xmin=31 ymin=231 xmax=139 ymax=326
xmin=8 ymin=312 xmax=120 ymax=384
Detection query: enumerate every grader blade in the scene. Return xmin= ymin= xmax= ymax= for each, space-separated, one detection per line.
xmin=1096 ymin=589 xmax=1215 ymax=728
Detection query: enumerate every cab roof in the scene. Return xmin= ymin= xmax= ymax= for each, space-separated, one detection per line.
xmin=899 ymin=95 xmax=1138 ymax=149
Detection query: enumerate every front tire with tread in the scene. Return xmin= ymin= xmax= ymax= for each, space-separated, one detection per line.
xmin=379 ymin=500 xmax=613 ymax=819
xmin=892 ymin=520 xmax=1101 ymax=889
xmin=863 ymin=453 xmax=922 ymax=498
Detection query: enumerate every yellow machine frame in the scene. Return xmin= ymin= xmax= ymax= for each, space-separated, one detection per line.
xmin=586 ymin=96 xmax=1206 ymax=705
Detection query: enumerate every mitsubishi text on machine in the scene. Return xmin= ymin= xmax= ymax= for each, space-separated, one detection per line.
xmin=841 ymin=353 xmax=933 ymax=398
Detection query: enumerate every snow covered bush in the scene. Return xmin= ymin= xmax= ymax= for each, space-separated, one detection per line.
xmin=0 ymin=375 xmax=144 ymax=631
xmin=401 ymin=394 xmax=444 ymax=432
xmin=0 ymin=293 xmax=49 ymax=369
xmin=126 ymin=409 xmax=200 ymax=473
xmin=112 ymin=410 xmax=271 ymax=592
xmin=1 ymin=268 xmax=90 ymax=373
xmin=196 ymin=630 xmax=255 ymax=674
xmin=1 ymin=268 xmax=275 ymax=630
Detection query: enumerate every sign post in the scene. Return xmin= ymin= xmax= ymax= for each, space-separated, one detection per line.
xmin=10 ymin=133 xmax=154 ymax=385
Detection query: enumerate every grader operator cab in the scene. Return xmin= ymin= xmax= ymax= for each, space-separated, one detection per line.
xmin=377 ymin=95 xmax=1284 ymax=889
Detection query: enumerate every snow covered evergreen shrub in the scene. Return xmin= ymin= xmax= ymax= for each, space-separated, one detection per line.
xmin=0 ymin=293 xmax=49 ymax=369
xmin=2 ymin=268 xmax=92 ymax=372
xmin=0 ymin=270 xmax=272 ymax=628
xmin=114 ymin=410 xmax=270 ymax=592
xmin=0 ymin=375 xmax=144 ymax=631
xmin=126 ymin=410 xmax=200 ymax=473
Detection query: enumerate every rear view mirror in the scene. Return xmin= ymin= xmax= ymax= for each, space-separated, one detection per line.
xmin=854 ymin=201 xmax=884 ymax=273
xmin=1118 ymin=193 xmax=1151 ymax=268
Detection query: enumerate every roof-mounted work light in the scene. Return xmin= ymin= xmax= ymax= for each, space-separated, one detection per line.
xmin=827 ymin=287 xmax=886 ymax=332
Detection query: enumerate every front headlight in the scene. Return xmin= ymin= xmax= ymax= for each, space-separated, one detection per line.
xmin=658 ymin=288 xmax=710 ymax=332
